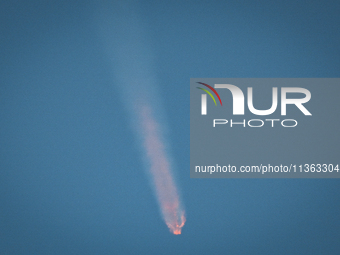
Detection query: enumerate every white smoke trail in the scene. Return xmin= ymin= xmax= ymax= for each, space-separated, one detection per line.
xmin=138 ymin=104 xmax=185 ymax=234
xmin=97 ymin=1 xmax=186 ymax=234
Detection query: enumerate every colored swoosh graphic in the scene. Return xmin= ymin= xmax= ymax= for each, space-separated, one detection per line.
xmin=197 ymin=82 xmax=223 ymax=106
xmin=197 ymin=87 xmax=217 ymax=105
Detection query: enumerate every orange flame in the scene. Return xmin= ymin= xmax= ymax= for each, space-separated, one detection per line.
xmin=139 ymin=104 xmax=186 ymax=235
xmin=167 ymin=214 xmax=186 ymax=235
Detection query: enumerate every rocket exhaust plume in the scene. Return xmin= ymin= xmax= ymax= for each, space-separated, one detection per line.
xmin=97 ymin=1 xmax=186 ymax=234
xmin=139 ymin=105 xmax=185 ymax=234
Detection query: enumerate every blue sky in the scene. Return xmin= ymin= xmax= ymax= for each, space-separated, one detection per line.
xmin=1 ymin=1 xmax=340 ymax=254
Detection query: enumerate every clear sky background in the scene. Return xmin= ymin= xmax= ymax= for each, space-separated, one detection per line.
xmin=1 ymin=0 xmax=339 ymax=254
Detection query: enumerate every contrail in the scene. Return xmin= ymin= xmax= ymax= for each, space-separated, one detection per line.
xmin=97 ymin=1 xmax=186 ymax=234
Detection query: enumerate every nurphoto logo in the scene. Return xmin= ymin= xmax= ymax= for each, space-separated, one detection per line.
xmin=196 ymin=81 xmax=312 ymax=128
